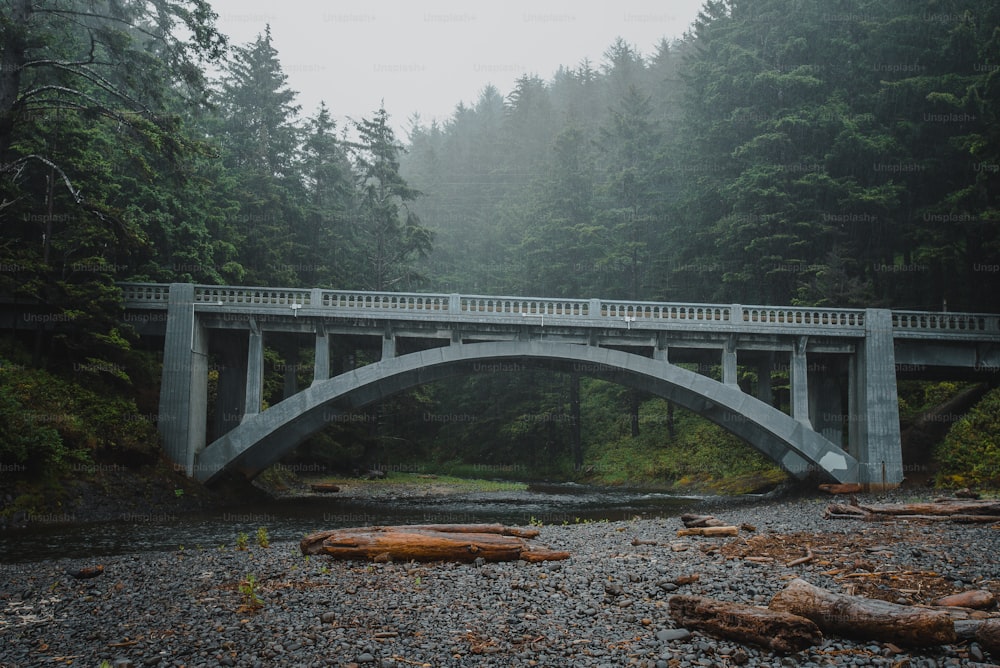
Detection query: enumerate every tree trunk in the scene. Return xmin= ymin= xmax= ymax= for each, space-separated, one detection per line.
xmin=300 ymin=524 xmax=570 ymax=563
xmin=668 ymin=594 xmax=822 ymax=653
xmin=0 ymin=0 xmax=31 ymax=160
xmin=629 ymin=389 xmax=640 ymax=437
xmin=569 ymin=372 xmax=582 ymax=469
xmin=769 ymin=578 xmax=956 ymax=647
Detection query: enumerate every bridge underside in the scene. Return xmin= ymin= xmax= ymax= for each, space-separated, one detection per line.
xmin=195 ymin=341 xmax=859 ymax=485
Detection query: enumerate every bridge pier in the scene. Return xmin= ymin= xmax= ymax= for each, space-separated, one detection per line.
xmin=313 ymin=324 xmax=330 ymax=385
xmin=851 ymin=309 xmax=904 ymax=490
xmin=158 ymin=283 xmax=209 ymax=476
xmin=242 ymin=318 xmax=264 ymax=422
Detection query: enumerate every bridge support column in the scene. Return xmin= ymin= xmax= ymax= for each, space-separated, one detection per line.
xmin=312 ymin=325 xmax=329 ymax=385
xmin=242 ymin=318 xmax=263 ymax=422
xmin=382 ymin=329 xmax=396 ymax=359
xmin=654 ymin=333 xmax=668 ymax=362
xmin=723 ymin=336 xmax=738 ymax=385
xmin=852 ymin=309 xmax=903 ymax=490
xmin=158 ymin=283 xmax=208 ymax=476
xmin=791 ymin=337 xmax=810 ymax=424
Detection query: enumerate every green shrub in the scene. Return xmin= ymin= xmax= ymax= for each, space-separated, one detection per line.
xmin=934 ymin=387 xmax=1000 ymax=489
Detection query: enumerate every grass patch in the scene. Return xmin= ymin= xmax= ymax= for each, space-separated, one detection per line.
xmin=305 ymin=471 xmax=528 ymax=493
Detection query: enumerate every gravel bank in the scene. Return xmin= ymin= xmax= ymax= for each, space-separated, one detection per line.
xmin=1 ymin=495 xmax=998 ymax=667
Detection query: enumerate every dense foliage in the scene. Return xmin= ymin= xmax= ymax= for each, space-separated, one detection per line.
xmin=1 ymin=0 xmax=998 ymax=486
xmin=935 ymin=387 xmax=1000 ymax=487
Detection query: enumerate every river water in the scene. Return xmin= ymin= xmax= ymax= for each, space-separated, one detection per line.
xmin=0 ymin=484 xmax=722 ymax=564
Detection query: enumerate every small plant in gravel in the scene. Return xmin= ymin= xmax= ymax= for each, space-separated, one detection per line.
xmin=238 ymin=573 xmax=263 ymax=612
xmin=235 ymin=532 xmax=249 ymax=551
xmin=255 ymin=526 xmax=270 ymax=548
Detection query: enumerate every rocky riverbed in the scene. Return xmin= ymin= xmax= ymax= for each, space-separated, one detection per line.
xmin=1 ymin=494 xmax=998 ymax=667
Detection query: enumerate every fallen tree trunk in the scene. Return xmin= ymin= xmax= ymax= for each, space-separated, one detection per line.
xmin=309 ymin=483 xmax=340 ymax=493
xmin=827 ymin=499 xmax=1000 ymax=516
xmin=976 ymin=619 xmax=1000 ymax=656
xmin=933 ymin=590 xmax=996 ymax=610
xmin=769 ymin=578 xmax=956 ymax=647
xmin=668 ymin=594 xmax=822 ymax=653
xmin=824 ymin=502 xmax=1000 ymax=523
xmin=680 ymin=514 xmax=728 ymax=528
xmin=300 ymin=524 xmax=569 ymax=563
xmin=818 ymin=483 xmax=863 ymax=495
xmin=676 ymin=526 xmax=739 ymax=537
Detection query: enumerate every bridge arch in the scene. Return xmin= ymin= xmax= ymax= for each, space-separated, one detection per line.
xmin=195 ymin=341 xmax=858 ymax=484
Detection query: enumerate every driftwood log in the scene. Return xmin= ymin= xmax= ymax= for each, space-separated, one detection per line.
xmin=825 ymin=499 xmax=1000 ymax=523
xmin=680 ymin=514 xmax=728 ymax=528
xmin=933 ymin=590 xmax=996 ymax=610
xmin=668 ymin=594 xmax=822 ymax=653
xmin=309 ymin=483 xmax=340 ymax=493
xmin=818 ymin=483 xmax=863 ymax=495
xmin=676 ymin=526 xmax=739 ymax=537
xmin=300 ymin=524 xmax=570 ymax=563
xmin=975 ymin=619 xmax=1000 ymax=656
xmin=769 ymin=578 xmax=956 ymax=647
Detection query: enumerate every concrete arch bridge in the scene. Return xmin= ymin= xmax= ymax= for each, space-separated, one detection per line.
xmin=120 ymin=283 xmax=1000 ymax=489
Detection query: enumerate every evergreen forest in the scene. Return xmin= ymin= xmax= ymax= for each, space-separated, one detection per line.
xmin=1 ymin=0 xmax=999 ymax=492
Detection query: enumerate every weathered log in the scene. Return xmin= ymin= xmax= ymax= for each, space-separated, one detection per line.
xmin=976 ymin=619 xmax=1000 ymax=656
xmin=66 ymin=564 xmax=104 ymax=579
xmin=309 ymin=483 xmax=340 ymax=493
xmin=668 ymin=594 xmax=822 ymax=653
xmin=933 ymin=590 xmax=996 ymax=610
xmin=818 ymin=483 xmax=863 ymax=495
xmin=824 ymin=502 xmax=1000 ymax=523
xmin=769 ymin=578 xmax=956 ymax=647
xmin=838 ymin=500 xmax=1000 ymax=516
xmin=676 ymin=526 xmax=739 ymax=537
xmin=300 ymin=524 xmax=568 ymax=563
xmin=680 ymin=513 xmax=728 ymax=528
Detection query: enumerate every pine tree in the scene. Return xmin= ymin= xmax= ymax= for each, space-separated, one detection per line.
xmin=351 ymin=105 xmax=432 ymax=291
xmin=214 ymin=26 xmax=304 ymax=284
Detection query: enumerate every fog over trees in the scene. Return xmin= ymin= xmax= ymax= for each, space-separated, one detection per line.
xmin=1 ymin=0 xmax=997 ymax=481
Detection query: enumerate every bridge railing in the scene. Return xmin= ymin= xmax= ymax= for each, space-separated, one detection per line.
xmin=741 ymin=306 xmax=865 ymax=327
xmin=463 ymin=296 xmax=591 ymax=316
xmin=116 ymin=283 xmax=999 ymax=336
xmin=322 ymin=290 xmax=451 ymax=311
xmin=197 ymin=285 xmax=312 ymax=306
xmin=120 ymin=282 xmax=171 ymax=305
xmin=600 ymin=300 xmax=732 ymax=322
xmin=892 ymin=310 xmax=999 ymax=333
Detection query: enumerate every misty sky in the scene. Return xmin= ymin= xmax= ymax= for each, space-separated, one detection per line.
xmin=208 ymin=0 xmax=707 ymax=136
